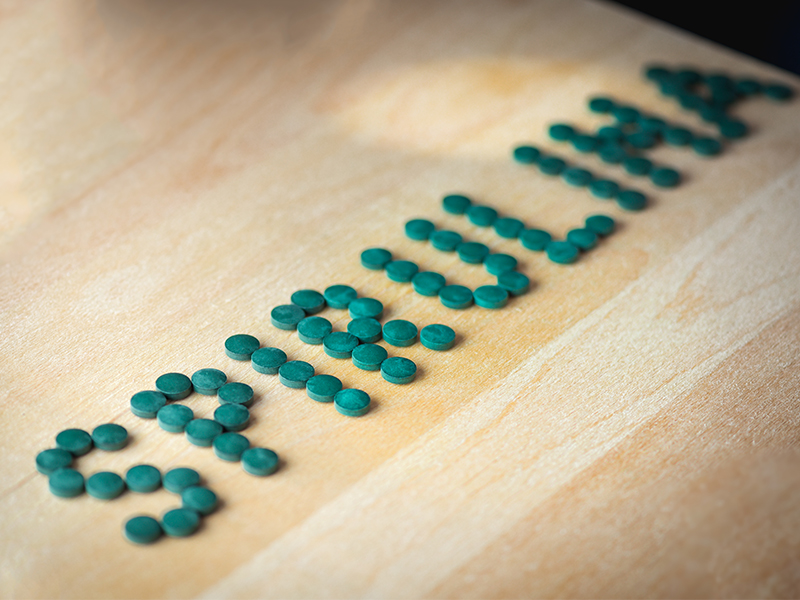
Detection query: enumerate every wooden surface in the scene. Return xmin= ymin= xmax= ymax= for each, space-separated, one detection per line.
xmin=2 ymin=1 xmax=800 ymax=597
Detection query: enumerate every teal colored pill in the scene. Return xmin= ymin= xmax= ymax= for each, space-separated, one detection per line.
xmin=638 ymin=117 xmax=666 ymax=135
xmin=191 ymin=369 xmax=227 ymax=396
xmin=405 ymin=219 xmax=436 ymax=241
xmin=380 ymin=356 xmax=417 ymax=385
xmin=597 ymin=126 xmax=624 ymax=141
xmin=589 ymin=179 xmax=620 ymax=199
xmin=598 ymin=144 xmax=627 ymax=164
xmin=382 ymin=320 xmax=418 ymax=347
xmin=251 ymin=347 xmax=287 ymax=375
xmin=735 ymin=79 xmax=761 ymax=96
xmin=519 ymin=229 xmax=552 ymax=251
xmin=242 ymin=448 xmax=280 ymax=477
xmin=497 ymin=271 xmax=530 ymax=296
xmin=386 ymin=260 xmax=419 ymax=283
xmin=430 ymin=230 xmax=462 ymax=251
xmin=513 ymin=145 xmax=540 ymax=164
xmin=473 ymin=285 xmax=509 ymax=309
xmin=457 ymin=241 xmax=490 ymax=264
xmin=271 ymin=304 xmax=306 ymax=330
xmin=588 ymin=97 xmax=615 ymax=113
xmin=484 ymin=253 xmax=518 ymax=275
xmin=92 ymin=424 xmax=128 ymax=451
xmin=218 ymin=382 xmax=254 ymax=407
xmin=650 ymin=167 xmax=681 ymax=188
xmin=156 ymin=372 xmax=193 ymax=400
xmin=185 ymin=419 xmax=223 ymax=447
xmin=663 ymin=127 xmax=693 ymax=146
xmin=334 ymin=389 xmax=371 ymax=417
xmin=644 ymin=65 xmax=671 ymax=81
xmin=214 ymin=403 xmax=250 ymax=432
xmin=546 ymin=241 xmax=579 ymax=264
xmin=612 ymin=105 xmax=639 ymax=123
xmin=297 ymin=316 xmax=333 ymax=345
xmin=36 ymin=449 xmax=72 ymax=475
xmin=360 ymin=248 xmax=393 ymax=270
xmin=439 ymin=285 xmax=473 ymax=309
xmin=324 ymin=284 xmax=358 ymax=309
xmin=348 ymin=297 xmax=383 ymax=320
xmin=130 ymin=390 xmax=167 ymax=418
xmin=718 ymin=119 xmax=748 ymax=139
xmin=442 ymin=194 xmax=472 ymax=214
xmin=352 ymin=343 xmax=388 ymax=370
xmin=675 ymin=68 xmax=701 ymax=86
xmin=571 ymin=134 xmax=598 ymax=153
xmin=157 ymin=404 xmax=194 ymax=433
xmin=224 ymin=334 xmax=260 ymax=361
xmin=213 ymin=432 xmax=250 ymax=462
xmin=617 ymin=190 xmax=647 ymax=211
xmin=538 ymin=156 xmax=566 ymax=175
xmin=163 ymin=467 xmax=200 ymax=494
xmin=678 ymin=92 xmax=704 ymax=110
xmin=347 ymin=317 xmax=382 ymax=343
xmin=161 ymin=508 xmax=200 ymax=538
xmin=625 ymin=132 xmax=657 ymax=150
xmin=49 ymin=468 xmax=84 ymax=498
xmin=563 ymin=167 xmax=593 ymax=187
xmin=763 ymin=83 xmax=792 ymax=100
xmin=699 ymin=105 xmax=726 ymax=124
xmin=86 ymin=471 xmax=125 ymax=500
xmin=55 ymin=428 xmax=92 ymax=457
xmin=548 ymin=123 xmax=575 ymax=141
xmin=125 ymin=465 xmax=162 ymax=493
xmin=493 ymin=217 xmax=524 ymax=239
xmin=420 ymin=324 xmax=456 ymax=351
xmin=585 ymin=215 xmax=615 ymax=236
xmin=566 ymin=228 xmax=598 ymax=250
xmin=291 ymin=289 xmax=326 ymax=315
xmin=323 ymin=331 xmax=360 ymax=359
xmin=124 ymin=516 xmax=162 ymax=545
xmin=692 ymin=137 xmax=722 ymax=156
xmin=467 ymin=205 xmax=498 ymax=227
xmin=278 ymin=360 xmax=315 ymax=388
xmin=623 ymin=156 xmax=652 ymax=176
xmin=306 ymin=374 xmax=343 ymax=402
xmin=412 ymin=271 xmax=446 ymax=297
xmin=181 ymin=486 xmax=218 ymax=516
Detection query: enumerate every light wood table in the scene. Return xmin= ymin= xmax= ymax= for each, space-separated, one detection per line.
xmin=2 ymin=1 xmax=799 ymax=597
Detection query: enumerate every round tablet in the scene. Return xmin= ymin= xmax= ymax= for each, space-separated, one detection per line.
xmin=405 ymin=218 xmax=435 ymax=241
xmin=36 ymin=449 xmax=73 ymax=475
xmin=185 ymin=419 xmax=223 ymax=447
xmin=473 ymin=285 xmax=509 ymax=309
xmin=612 ymin=105 xmax=639 ymax=123
xmin=49 ymin=468 xmax=84 ymax=498
xmin=512 ymin=145 xmax=540 ymax=164
xmin=190 ymin=369 xmax=227 ymax=396
xmin=347 ymin=317 xmax=382 ymax=343
xmin=214 ymin=403 xmax=250 ymax=432
xmin=348 ymin=297 xmax=383 ymax=320
xmin=430 ymin=230 xmax=462 ymax=252
xmin=562 ymin=167 xmax=593 ymax=187
xmin=251 ymin=347 xmax=287 ymax=375
xmin=124 ymin=516 xmax=162 ymax=545
xmin=181 ymin=486 xmax=218 ymax=516
xmin=548 ymin=123 xmax=575 ymax=141
xmin=588 ymin=96 xmax=615 ymax=113
xmin=622 ymin=156 xmax=652 ymax=176
xmin=386 ymin=260 xmax=419 ymax=283
xmin=735 ymin=78 xmax=761 ymax=95
xmin=519 ymin=229 xmax=552 ymax=251
xmin=439 ymin=285 xmax=473 ymax=309
xmin=360 ymin=248 xmax=393 ymax=270
xmin=86 ymin=471 xmax=125 ymax=500
xmin=130 ymin=390 xmax=168 ymax=418
xmin=92 ymin=424 xmax=128 ymax=451
xmin=382 ymin=320 xmax=418 ymax=347
xmin=297 ymin=316 xmax=333 ymax=345
xmin=334 ymin=389 xmax=371 ymax=417
xmin=381 ymin=357 xmax=417 ymax=385
xmin=625 ymin=132 xmax=656 ymax=150
xmin=538 ymin=156 xmax=566 ymax=175
xmin=616 ymin=190 xmax=647 ymax=211
xmin=589 ymin=179 xmax=620 ymax=199
xmin=156 ymin=372 xmax=193 ymax=400
xmin=442 ymin=194 xmax=472 ymax=214
xmin=467 ymin=205 xmax=498 ymax=227
xmin=456 ymin=241 xmax=490 ymax=264
xmin=493 ymin=217 xmax=525 ymax=239
xmin=484 ymin=253 xmax=518 ymax=275
xmin=585 ymin=215 xmax=615 ymax=237
xmin=306 ymin=374 xmax=343 ymax=402
xmin=644 ymin=64 xmax=670 ymax=81
xmin=157 ymin=404 xmax=194 ymax=433
xmin=291 ymin=289 xmax=326 ymax=315
xmin=650 ymin=167 xmax=681 ymax=188
xmin=699 ymin=105 xmax=726 ymax=124
xmin=241 ymin=448 xmax=279 ymax=476
xmin=597 ymin=125 xmax=624 ymax=141
xmin=161 ymin=508 xmax=200 ymax=538
xmin=125 ymin=464 xmax=162 ymax=493
xmin=678 ymin=92 xmax=704 ymax=110
xmin=163 ymin=467 xmax=200 ymax=494
xmin=764 ymin=83 xmax=793 ymax=101
xmin=213 ymin=432 xmax=251 ymax=462
xmin=638 ymin=117 xmax=666 ymax=135
xmin=718 ymin=119 xmax=747 ymax=140
xmin=692 ymin=137 xmax=722 ymax=157
xmin=271 ymin=304 xmax=306 ymax=330
xmin=420 ymin=324 xmax=456 ymax=351
xmin=546 ymin=241 xmax=579 ymax=264
xmin=218 ymin=382 xmax=254 ymax=407
xmin=324 ymin=284 xmax=358 ymax=309
xmin=55 ymin=428 xmax=92 ymax=457
xmin=323 ymin=331 xmax=360 ymax=359
xmin=351 ymin=343 xmax=388 ymax=370
xmin=278 ymin=360 xmax=315 ymax=389
xmin=412 ymin=271 xmax=446 ymax=297
xmin=567 ymin=228 xmax=599 ymax=250
xmin=598 ymin=144 xmax=627 ymax=164
xmin=497 ymin=271 xmax=531 ymax=296
xmin=224 ymin=334 xmax=260 ymax=361
xmin=663 ymin=127 xmax=693 ymax=146
xmin=571 ymin=134 xmax=598 ymax=153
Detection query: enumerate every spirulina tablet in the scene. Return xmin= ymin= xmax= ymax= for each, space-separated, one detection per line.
xmin=334 ymin=389 xmax=371 ymax=417
xmin=213 ymin=432 xmax=250 ymax=462
xmin=692 ymin=137 xmax=722 ymax=156
xmin=49 ymin=468 xmax=84 ymax=498
xmin=484 ymin=253 xmax=518 ymax=275
xmin=585 ymin=215 xmax=615 ymax=237
xmin=718 ymin=119 xmax=747 ymax=140
xmin=324 ymin=284 xmax=357 ymax=309
xmin=351 ymin=343 xmax=388 ymax=370
xmin=493 ymin=217 xmax=524 ymax=239
xmin=617 ymin=190 xmax=647 ymax=211
xmin=348 ymin=297 xmax=383 ymax=320
xmin=650 ymin=167 xmax=681 ymax=187
xmin=588 ymin=97 xmax=615 ymax=113
xmin=218 ymin=382 xmax=254 ymax=407
xmin=439 ymin=285 xmax=473 ymax=309
xmin=92 ymin=424 xmax=128 ymax=451
xmin=457 ymin=241 xmax=490 ymax=264
xmin=571 ymin=134 xmax=598 ymax=153
xmin=242 ymin=448 xmax=279 ymax=476
xmin=412 ymin=271 xmax=446 ymax=297
xmin=699 ymin=105 xmax=727 ymax=124
xmin=430 ymin=230 xmax=462 ymax=251
xmin=271 ymin=304 xmax=306 ymax=330
xmin=55 ymin=428 xmax=92 ymax=457
xmin=764 ymin=83 xmax=793 ymax=100
xmin=589 ymin=179 xmax=620 ymax=199
xmin=381 ymin=356 xmax=417 ymax=385
xmin=405 ymin=219 xmax=436 ymax=241
xmin=546 ymin=241 xmax=579 ymax=264
xmin=306 ymin=374 xmax=343 ymax=402
xmin=497 ymin=271 xmax=530 ymax=296
xmin=125 ymin=465 xmax=162 ymax=493
xmin=663 ymin=127 xmax=693 ymax=146
xmin=86 ymin=471 xmax=125 ymax=500
xmin=323 ymin=331 xmax=360 ymax=359
xmin=191 ymin=369 xmax=227 ymax=396
xmin=360 ymin=248 xmax=393 ymax=270
xmin=347 ymin=318 xmax=382 ymax=343
xmin=548 ymin=123 xmax=575 ymax=141
xmin=597 ymin=126 xmax=624 ymax=142
xmin=622 ymin=156 xmax=652 ymax=176
xmin=297 ymin=316 xmax=333 ymax=345
xmin=612 ymin=105 xmax=639 ymax=124
xmin=214 ymin=404 xmax=250 ymax=432
xmin=467 ymin=205 xmax=498 ymax=227
xmin=163 ymin=467 xmax=200 ymax=494
xmin=519 ymin=229 xmax=552 ymax=251
xmin=181 ymin=486 xmax=218 ymax=516
xmin=185 ymin=419 xmax=223 ymax=447
xmin=562 ymin=167 xmax=593 ymax=187
xmin=638 ymin=117 xmax=666 ymax=135
xmin=473 ymin=285 xmax=509 ymax=309
xmin=124 ymin=516 xmax=162 ymax=545
xmin=36 ymin=449 xmax=73 ymax=475
xmin=386 ymin=260 xmax=419 ymax=283
xmin=278 ymin=361 xmax=315 ymax=388
xmin=566 ymin=228 xmax=598 ymax=250
xmin=625 ymin=132 xmax=656 ymax=150
xmin=538 ymin=156 xmax=566 ymax=175
xmin=130 ymin=390 xmax=167 ymax=418
xmin=251 ymin=347 xmax=287 ymax=375
xmin=291 ymin=289 xmax=326 ymax=315
xmin=161 ymin=508 xmax=200 ymax=538
xmin=157 ymin=404 xmax=194 ymax=433
xmin=382 ymin=320 xmax=418 ymax=347
xmin=512 ymin=145 xmax=540 ymax=164
xmin=735 ymin=78 xmax=761 ymax=95
xmin=156 ymin=372 xmax=193 ymax=400
xmin=420 ymin=324 xmax=456 ymax=351
xmin=442 ymin=194 xmax=472 ymax=214
xmin=644 ymin=65 xmax=670 ymax=81
xmin=224 ymin=334 xmax=260 ymax=361
xmin=598 ymin=144 xmax=627 ymax=164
